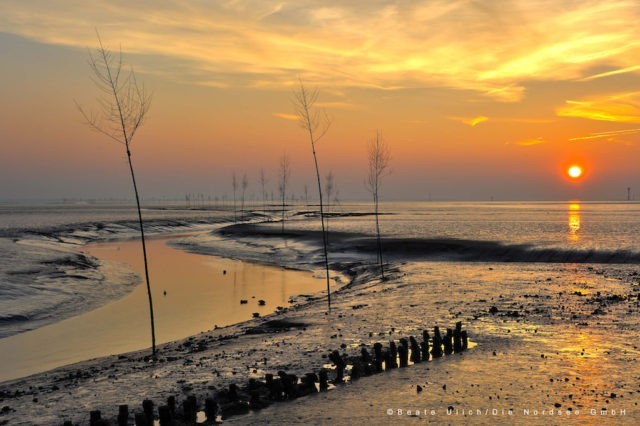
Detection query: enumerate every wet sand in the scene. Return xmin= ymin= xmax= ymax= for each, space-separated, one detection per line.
xmin=0 ymin=234 xmax=328 ymax=382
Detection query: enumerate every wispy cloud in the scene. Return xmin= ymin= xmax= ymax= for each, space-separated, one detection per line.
xmin=449 ymin=116 xmax=488 ymax=126
xmin=1 ymin=1 xmax=639 ymax=100
xmin=569 ymin=128 xmax=640 ymax=141
xmin=514 ymin=137 xmax=547 ymax=146
xmin=580 ymin=65 xmax=640 ymax=81
xmin=272 ymin=113 xmax=299 ymax=121
xmin=556 ymin=92 xmax=640 ymax=123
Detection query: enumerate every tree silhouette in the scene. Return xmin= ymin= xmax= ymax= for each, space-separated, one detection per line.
xmin=293 ymin=80 xmax=332 ymax=310
xmin=240 ymin=173 xmax=248 ymax=221
xmin=232 ymin=172 xmax=238 ymax=222
xmin=260 ymin=168 xmax=269 ymax=220
xmin=278 ymin=154 xmax=291 ymax=233
xmin=365 ymin=131 xmax=391 ymax=279
xmin=76 ymin=32 xmax=156 ymax=356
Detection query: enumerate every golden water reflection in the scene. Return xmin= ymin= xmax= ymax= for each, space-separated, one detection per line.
xmin=568 ymin=203 xmax=580 ymax=242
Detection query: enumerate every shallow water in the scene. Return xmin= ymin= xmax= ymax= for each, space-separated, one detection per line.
xmin=0 ymin=234 xmax=331 ymax=382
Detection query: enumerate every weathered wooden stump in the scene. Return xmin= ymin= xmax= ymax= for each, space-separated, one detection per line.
xmin=432 ymin=326 xmax=443 ymax=358
xmin=398 ymin=339 xmax=409 ymax=367
xmin=266 ymin=374 xmax=284 ymax=400
xmin=89 ymin=410 xmax=101 ymax=426
xmin=300 ymin=372 xmax=319 ymax=395
xmin=350 ymin=360 xmax=363 ymax=380
xmin=142 ymin=399 xmax=154 ymax=425
xmin=360 ymin=347 xmax=374 ymax=375
xmin=373 ymin=343 xmax=384 ymax=372
xmin=228 ymin=383 xmax=240 ymax=402
xmin=461 ymin=330 xmax=468 ymax=350
xmin=421 ymin=331 xmax=431 ymax=360
xmin=158 ymin=405 xmax=173 ymax=426
xmin=167 ymin=396 xmax=176 ymax=417
xmin=204 ymin=398 xmax=218 ymax=422
xmin=409 ymin=336 xmax=421 ymax=363
xmin=388 ymin=341 xmax=398 ymax=369
xmin=319 ymin=369 xmax=329 ymax=391
xmin=134 ymin=413 xmax=147 ymax=426
xmin=329 ymin=350 xmax=345 ymax=383
xmin=454 ymin=322 xmax=463 ymax=353
xmin=420 ymin=340 xmax=430 ymax=361
xmin=444 ymin=329 xmax=454 ymax=355
xmin=277 ymin=371 xmax=298 ymax=399
xmin=117 ymin=404 xmax=129 ymax=426
xmin=182 ymin=396 xmax=197 ymax=423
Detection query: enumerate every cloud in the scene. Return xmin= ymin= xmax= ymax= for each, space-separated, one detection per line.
xmin=1 ymin=1 xmax=639 ymax=100
xmin=580 ymin=65 xmax=640 ymax=81
xmin=556 ymin=92 xmax=640 ymax=123
xmin=514 ymin=137 xmax=547 ymax=146
xmin=272 ymin=113 xmax=300 ymax=121
xmin=449 ymin=116 xmax=488 ymax=126
xmin=569 ymin=128 xmax=640 ymax=141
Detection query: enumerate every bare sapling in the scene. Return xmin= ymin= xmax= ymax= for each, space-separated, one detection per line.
xmin=278 ymin=154 xmax=291 ymax=233
xmin=293 ymin=80 xmax=332 ymax=310
xmin=240 ymin=173 xmax=248 ymax=221
xmin=365 ymin=131 xmax=391 ymax=279
xmin=260 ymin=168 xmax=268 ymax=220
xmin=76 ymin=32 xmax=157 ymax=356
xmin=324 ymin=171 xmax=335 ymax=234
xmin=232 ymin=172 xmax=238 ymax=222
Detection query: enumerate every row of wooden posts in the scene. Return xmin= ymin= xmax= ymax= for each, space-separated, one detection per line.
xmin=76 ymin=322 xmax=468 ymax=425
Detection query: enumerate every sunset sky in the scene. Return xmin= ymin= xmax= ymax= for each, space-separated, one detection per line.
xmin=2 ymin=0 xmax=640 ymax=201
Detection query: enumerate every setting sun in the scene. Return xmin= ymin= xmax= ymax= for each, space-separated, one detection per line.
xmin=567 ymin=165 xmax=583 ymax=179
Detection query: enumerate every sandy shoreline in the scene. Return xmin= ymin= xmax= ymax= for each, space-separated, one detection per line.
xmin=1 ymin=223 xmax=640 ymax=424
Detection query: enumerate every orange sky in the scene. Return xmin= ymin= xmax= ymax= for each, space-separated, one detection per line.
xmin=2 ymin=1 xmax=640 ymax=201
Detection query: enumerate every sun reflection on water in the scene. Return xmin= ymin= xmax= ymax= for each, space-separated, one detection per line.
xmin=568 ymin=203 xmax=581 ymax=242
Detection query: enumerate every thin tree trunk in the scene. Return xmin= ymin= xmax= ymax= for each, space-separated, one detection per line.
xmin=126 ymin=149 xmax=156 ymax=356
xmin=311 ymin=143 xmax=331 ymax=310
xmin=374 ymin=193 xmax=384 ymax=279
xmin=281 ymin=194 xmax=285 ymax=233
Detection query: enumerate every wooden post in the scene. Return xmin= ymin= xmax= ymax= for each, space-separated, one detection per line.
xmin=167 ymin=396 xmax=176 ymax=418
xmin=388 ymin=341 xmax=398 ymax=369
xmin=134 ymin=413 xmax=147 ymax=426
xmin=204 ymin=398 xmax=218 ymax=422
xmin=421 ymin=331 xmax=430 ymax=361
xmin=373 ymin=343 xmax=384 ymax=372
xmin=329 ymin=351 xmax=345 ymax=383
xmin=319 ymin=369 xmax=329 ymax=391
xmin=454 ymin=322 xmax=463 ymax=353
xmin=432 ymin=326 xmax=443 ymax=358
xmin=302 ymin=372 xmax=319 ymax=394
xmin=228 ymin=383 xmax=240 ymax=402
xmin=360 ymin=347 xmax=373 ymax=375
xmin=461 ymin=330 xmax=468 ymax=350
xmin=409 ymin=336 xmax=421 ymax=363
xmin=350 ymin=360 xmax=362 ymax=380
xmin=142 ymin=399 xmax=154 ymax=425
xmin=118 ymin=404 xmax=129 ymax=426
xmin=89 ymin=410 xmax=101 ymax=426
xmin=444 ymin=329 xmax=453 ymax=355
xmin=277 ymin=371 xmax=298 ymax=399
xmin=182 ymin=397 xmax=197 ymax=423
xmin=158 ymin=405 xmax=172 ymax=426
xmin=398 ymin=338 xmax=409 ymax=367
